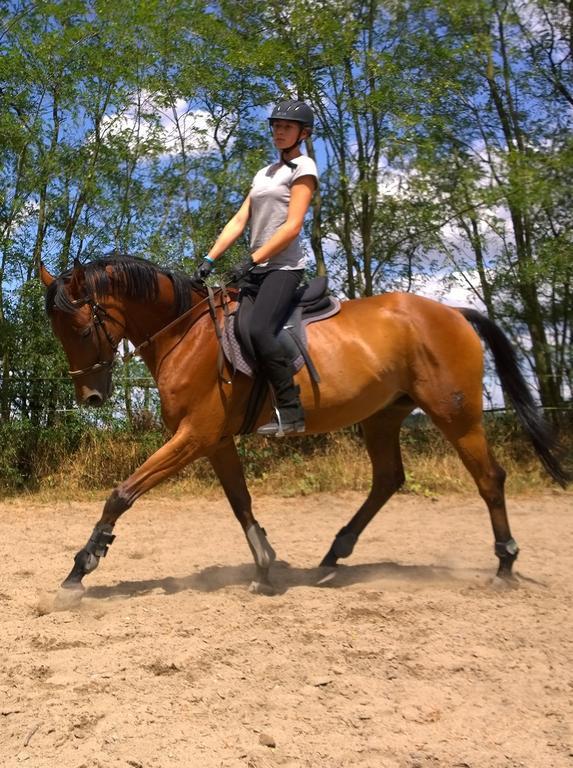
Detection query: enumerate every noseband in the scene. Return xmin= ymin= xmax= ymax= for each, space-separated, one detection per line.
xmin=67 ymin=295 xmax=120 ymax=379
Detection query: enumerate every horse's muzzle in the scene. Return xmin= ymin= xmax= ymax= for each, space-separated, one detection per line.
xmin=77 ymin=385 xmax=107 ymax=407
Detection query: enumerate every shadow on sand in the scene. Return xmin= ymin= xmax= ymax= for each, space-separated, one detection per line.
xmin=84 ymin=558 xmax=518 ymax=602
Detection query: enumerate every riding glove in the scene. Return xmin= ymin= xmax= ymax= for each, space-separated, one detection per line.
xmin=229 ymin=258 xmax=254 ymax=284
xmin=193 ymin=258 xmax=215 ymax=282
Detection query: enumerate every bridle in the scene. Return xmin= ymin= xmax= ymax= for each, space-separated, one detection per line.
xmin=66 ymin=295 xmax=121 ymax=379
xmin=65 ymin=284 xmax=235 ymax=381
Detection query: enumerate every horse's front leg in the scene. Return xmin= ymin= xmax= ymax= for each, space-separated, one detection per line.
xmin=209 ymin=438 xmax=277 ymax=595
xmin=56 ymin=426 xmax=203 ymax=607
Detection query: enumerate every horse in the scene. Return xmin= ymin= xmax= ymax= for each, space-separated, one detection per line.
xmin=41 ymin=255 xmax=568 ymax=606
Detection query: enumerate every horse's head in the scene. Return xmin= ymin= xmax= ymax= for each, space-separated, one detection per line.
xmin=41 ymin=260 xmax=120 ymax=407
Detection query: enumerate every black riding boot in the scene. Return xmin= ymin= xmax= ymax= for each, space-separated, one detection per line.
xmin=257 ymin=355 xmax=305 ymax=436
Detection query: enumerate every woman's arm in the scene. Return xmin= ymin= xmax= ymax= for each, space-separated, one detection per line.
xmin=251 ymin=176 xmax=316 ymax=265
xmin=207 ymin=195 xmax=251 ymax=261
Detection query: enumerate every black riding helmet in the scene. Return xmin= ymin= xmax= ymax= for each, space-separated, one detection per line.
xmin=268 ymin=100 xmax=314 ymax=134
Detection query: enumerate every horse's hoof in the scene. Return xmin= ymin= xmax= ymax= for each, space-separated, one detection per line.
xmin=491 ymin=574 xmax=519 ymax=590
xmin=249 ymin=580 xmax=276 ymax=596
xmin=54 ymin=585 xmax=85 ymax=611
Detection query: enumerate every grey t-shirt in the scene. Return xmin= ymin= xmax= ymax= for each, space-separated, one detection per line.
xmin=249 ymin=155 xmax=318 ymax=271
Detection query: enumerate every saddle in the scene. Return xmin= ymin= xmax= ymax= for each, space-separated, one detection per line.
xmin=221 ymin=275 xmax=340 ymax=384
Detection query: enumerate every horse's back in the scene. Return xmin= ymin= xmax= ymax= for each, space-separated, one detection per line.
xmin=322 ymin=291 xmax=481 ymax=357
xmin=376 ymin=291 xmax=484 ymax=365
xmin=304 ymin=291 xmax=485 ymax=424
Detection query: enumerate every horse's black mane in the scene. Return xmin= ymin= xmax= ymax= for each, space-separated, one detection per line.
xmin=45 ymin=255 xmax=203 ymax=316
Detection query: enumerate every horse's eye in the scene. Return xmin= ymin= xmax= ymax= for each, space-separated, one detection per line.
xmin=81 ymin=327 xmax=92 ymax=338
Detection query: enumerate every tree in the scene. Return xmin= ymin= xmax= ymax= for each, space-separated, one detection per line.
xmin=394 ymin=0 xmax=572 ymax=410
xmin=0 ymin=0 xmax=570 ymax=441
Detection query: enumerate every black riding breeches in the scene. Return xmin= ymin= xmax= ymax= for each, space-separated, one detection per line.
xmin=245 ymin=268 xmax=304 ymax=360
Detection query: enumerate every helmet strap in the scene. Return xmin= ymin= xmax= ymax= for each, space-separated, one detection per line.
xmin=280 ymin=127 xmax=305 ymax=169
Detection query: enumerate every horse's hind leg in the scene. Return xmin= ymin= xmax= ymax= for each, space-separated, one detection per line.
xmin=209 ymin=438 xmax=277 ymax=595
xmin=428 ymin=412 xmax=519 ymax=580
xmin=321 ymin=404 xmax=412 ymax=568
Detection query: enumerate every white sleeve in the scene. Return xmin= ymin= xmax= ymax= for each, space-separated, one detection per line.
xmin=290 ymin=156 xmax=318 ymax=186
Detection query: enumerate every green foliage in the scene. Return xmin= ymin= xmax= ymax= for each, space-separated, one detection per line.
xmin=0 ymin=412 xmax=568 ymax=496
xmin=0 ymin=0 xmax=571 ymax=452
xmin=0 ymin=414 xmax=84 ymax=491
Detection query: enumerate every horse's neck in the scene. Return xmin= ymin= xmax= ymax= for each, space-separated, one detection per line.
xmin=117 ymin=273 xmax=180 ymax=341
xmin=120 ymin=286 xmax=209 ymax=374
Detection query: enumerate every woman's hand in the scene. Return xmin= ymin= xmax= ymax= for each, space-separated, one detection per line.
xmin=193 ymin=258 xmax=215 ymax=282
xmin=228 ymin=258 xmax=254 ymax=284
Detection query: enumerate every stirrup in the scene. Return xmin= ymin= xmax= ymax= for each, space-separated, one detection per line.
xmin=257 ymin=407 xmax=305 ymax=437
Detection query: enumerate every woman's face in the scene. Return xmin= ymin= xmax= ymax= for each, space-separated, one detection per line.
xmin=271 ymin=119 xmax=308 ymax=150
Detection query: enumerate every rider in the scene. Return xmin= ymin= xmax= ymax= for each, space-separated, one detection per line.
xmin=194 ymin=100 xmax=318 ymax=436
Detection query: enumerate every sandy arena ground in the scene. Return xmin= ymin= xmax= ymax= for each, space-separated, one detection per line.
xmin=0 ymin=489 xmax=572 ymax=768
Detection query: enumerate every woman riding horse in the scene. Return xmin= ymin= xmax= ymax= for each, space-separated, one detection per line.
xmin=194 ymin=100 xmax=318 ymax=436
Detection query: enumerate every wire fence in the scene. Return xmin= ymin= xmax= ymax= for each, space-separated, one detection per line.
xmin=1 ymin=374 xmax=572 ymax=425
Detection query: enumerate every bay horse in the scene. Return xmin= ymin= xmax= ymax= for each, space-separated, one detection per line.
xmin=41 ymin=256 xmax=568 ymax=605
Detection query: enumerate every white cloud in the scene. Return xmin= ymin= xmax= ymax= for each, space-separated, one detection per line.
xmin=408 ymin=271 xmax=485 ymax=308
xmin=98 ymin=92 xmax=229 ymax=157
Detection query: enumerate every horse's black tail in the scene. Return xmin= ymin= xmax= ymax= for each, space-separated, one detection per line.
xmin=458 ymin=307 xmax=570 ymax=488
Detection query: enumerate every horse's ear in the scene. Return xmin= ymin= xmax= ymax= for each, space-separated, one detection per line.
xmin=69 ymin=259 xmax=86 ymax=298
xmin=39 ymin=261 xmax=55 ymax=287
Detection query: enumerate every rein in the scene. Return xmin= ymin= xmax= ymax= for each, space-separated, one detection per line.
xmin=124 ymin=285 xmax=234 ymax=367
